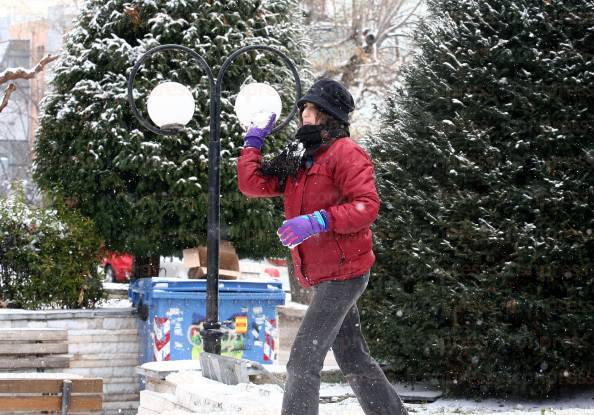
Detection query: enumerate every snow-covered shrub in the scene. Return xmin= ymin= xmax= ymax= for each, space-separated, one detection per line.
xmin=0 ymin=190 xmax=104 ymax=309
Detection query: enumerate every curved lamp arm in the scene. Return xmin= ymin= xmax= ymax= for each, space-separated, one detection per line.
xmin=127 ymin=44 xmax=302 ymax=136
xmin=127 ymin=44 xmax=215 ymax=136
xmin=217 ymin=45 xmax=301 ymax=134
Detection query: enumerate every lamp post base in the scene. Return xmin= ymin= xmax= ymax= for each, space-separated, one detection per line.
xmin=200 ymin=321 xmax=224 ymax=354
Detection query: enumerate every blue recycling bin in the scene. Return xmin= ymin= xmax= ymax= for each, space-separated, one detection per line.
xmin=129 ymin=278 xmax=285 ymax=365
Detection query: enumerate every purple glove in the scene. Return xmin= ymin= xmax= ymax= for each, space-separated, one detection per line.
xmin=277 ymin=210 xmax=331 ymax=249
xmin=243 ymin=113 xmax=277 ymax=150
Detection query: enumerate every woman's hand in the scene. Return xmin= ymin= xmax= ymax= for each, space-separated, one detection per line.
xmin=277 ymin=210 xmax=330 ymax=248
xmin=243 ymin=113 xmax=277 ymax=150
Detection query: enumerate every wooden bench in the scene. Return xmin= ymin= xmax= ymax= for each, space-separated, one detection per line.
xmin=0 ymin=328 xmax=71 ymax=371
xmin=0 ymin=373 xmax=103 ymax=413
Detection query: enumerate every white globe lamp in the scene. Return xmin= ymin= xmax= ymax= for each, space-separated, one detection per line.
xmin=147 ymin=81 xmax=195 ymax=130
xmin=234 ymin=82 xmax=282 ymax=130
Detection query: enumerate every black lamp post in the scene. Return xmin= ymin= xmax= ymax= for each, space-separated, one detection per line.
xmin=127 ymin=44 xmax=301 ymax=354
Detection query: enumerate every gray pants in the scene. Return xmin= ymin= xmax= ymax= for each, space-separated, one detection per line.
xmin=281 ymin=272 xmax=409 ymax=415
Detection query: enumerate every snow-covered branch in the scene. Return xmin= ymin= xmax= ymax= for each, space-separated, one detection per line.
xmin=0 ymin=84 xmax=17 ymax=113
xmin=0 ymin=54 xmax=58 ymax=85
xmin=0 ymin=54 xmax=57 ymax=113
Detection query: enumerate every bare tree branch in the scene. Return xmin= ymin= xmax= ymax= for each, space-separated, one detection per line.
xmin=0 ymin=84 xmax=17 ymax=113
xmin=377 ymin=1 xmax=424 ymax=45
xmin=0 ymin=54 xmax=57 ymax=113
xmin=0 ymin=54 xmax=58 ymax=86
xmin=351 ymin=0 xmax=366 ymax=45
xmin=377 ymin=0 xmax=405 ymax=37
xmin=320 ymin=36 xmax=354 ymax=49
xmin=307 ymin=0 xmax=424 ymax=126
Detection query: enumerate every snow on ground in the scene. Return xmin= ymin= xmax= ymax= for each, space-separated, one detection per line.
xmin=103 ymin=282 xmax=129 ymax=290
xmin=141 ymin=360 xmax=594 ymax=415
xmin=95 ymin=297 xmax=132 ymax=308
xmin=317 ymin=383 xmax=594 ymax=415
xmin=154 ymin=370 xmax=594 ymax=415
xmin=280 ymin=299 xmax=309 ymax=310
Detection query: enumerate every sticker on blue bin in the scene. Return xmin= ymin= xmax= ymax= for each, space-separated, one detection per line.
xmin=167 ymin=308 xmax=181 ymax=316
xmin=264 ymin=319 xmax=277 ymax=362
xmin=174 ymin=322 xmax=183 ymax=337
xmin=152 ymin=316 xmax=170 ymax=361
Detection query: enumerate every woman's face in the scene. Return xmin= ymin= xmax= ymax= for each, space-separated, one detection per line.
xmin=301 ymin=102 xmax=321 ymax=126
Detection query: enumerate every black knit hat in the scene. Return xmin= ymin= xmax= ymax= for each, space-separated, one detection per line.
xmin=297 ymin=79 xmax=355 ymax=125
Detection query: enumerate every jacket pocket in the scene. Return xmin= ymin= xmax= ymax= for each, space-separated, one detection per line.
xmin=302 ymin=163 xmax=340 ymax=212
xmin=336 ymin=229 xmax=373 ymax=260
xmin=333 ymin=235 xmax=346 ymax=265
xmin=299 ymin=231 xmax=341 ymax=266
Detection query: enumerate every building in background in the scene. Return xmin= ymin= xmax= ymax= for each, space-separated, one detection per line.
xmin=0 ymin=39 xmax=31 ymax=182
xmin=9 ymin=18 xmax=48 ymax=146
xmin=0 ymin=2 xmax=77 ymax=198
xmin=0 ymin=15 xmax=11 ymax=40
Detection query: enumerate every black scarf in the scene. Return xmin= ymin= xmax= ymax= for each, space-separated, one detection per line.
xmin=259 ymin=124 xmax=347 ymax=192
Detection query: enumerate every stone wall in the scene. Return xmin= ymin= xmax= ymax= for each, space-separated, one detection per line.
xmin=0 ymin=307 xmax=140 ymax=415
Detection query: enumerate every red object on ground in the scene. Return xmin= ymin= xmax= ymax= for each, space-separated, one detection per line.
xmin=101 ymin=251 xmax=133 ymax=282
xmin=263 ymin=267 xmax=281 ymax=278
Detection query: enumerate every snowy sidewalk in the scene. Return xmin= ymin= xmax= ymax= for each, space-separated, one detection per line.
xmin=135 ymin=361 xmax=594 ymax=415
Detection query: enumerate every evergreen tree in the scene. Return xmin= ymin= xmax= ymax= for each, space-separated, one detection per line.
xmin=362 ymin=0 xmax=594 ymax=398
xmin=34 ymin=0 xmax=309 ymax=271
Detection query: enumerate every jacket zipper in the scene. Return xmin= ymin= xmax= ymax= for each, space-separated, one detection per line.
xmin=300 ymin=169 xmax=308 ymax=215
xmin=300 ymin=171 xmax=313 ymax=285
xmin=300 ymin=165 xmax=346 ymax=275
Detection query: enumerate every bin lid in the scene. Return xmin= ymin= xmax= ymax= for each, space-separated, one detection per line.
xmin=129 ymin=277 xmax=283 ymax=296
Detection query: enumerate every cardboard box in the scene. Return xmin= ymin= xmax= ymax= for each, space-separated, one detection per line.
xmin=183 ymin=240 xmax=240 ymax=280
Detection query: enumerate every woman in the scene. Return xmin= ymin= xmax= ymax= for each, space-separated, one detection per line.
xmin=237 ymin=79 xmax=409 ymax=415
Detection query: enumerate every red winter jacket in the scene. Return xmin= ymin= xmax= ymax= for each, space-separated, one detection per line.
xmin=237 ymin=137 xmax=380 ymax=288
